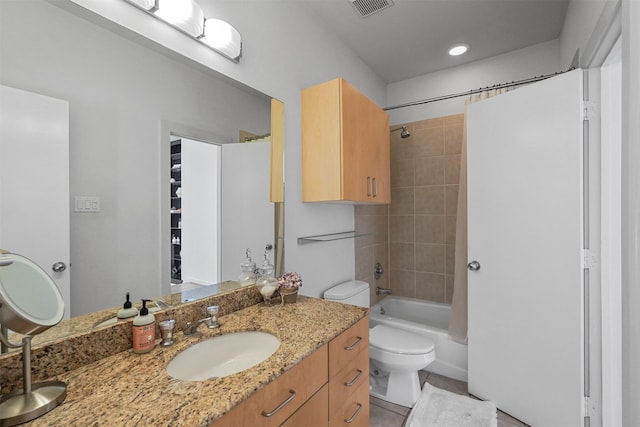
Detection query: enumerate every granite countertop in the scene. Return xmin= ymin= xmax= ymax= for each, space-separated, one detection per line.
xmin=27 ymin=296 xmax=368 ymax=426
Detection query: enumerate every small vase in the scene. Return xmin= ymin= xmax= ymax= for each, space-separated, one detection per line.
xmin=280 ymin=288 xmax=298 ymax=304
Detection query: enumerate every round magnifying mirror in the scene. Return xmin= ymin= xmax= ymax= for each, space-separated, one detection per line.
xmin=0 ymin=251 xmax=67 ymax=426
xmin=0 ymin=252 xmax=64 ymax=336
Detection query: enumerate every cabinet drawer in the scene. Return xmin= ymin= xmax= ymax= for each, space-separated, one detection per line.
xmin=329 ymin=347 xmax=369 ymax=413
xmin=329 ymin=316 xmax=369 ymax=379
xmin=211 ymin=345 xmax=328 ymax=427
xmin=329 ymin=380 xmax=369 ymax=427
xmin=280 ymin=383 xmax=329 ymax=427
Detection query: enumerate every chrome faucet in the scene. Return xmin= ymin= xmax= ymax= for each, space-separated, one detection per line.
xmin=183 ymin=306 xmax=220 ymax=335
xmin=183 ymin=317 xmax=213 ymax=336
xmin=375 ymin=286 xmax=392 ymax=295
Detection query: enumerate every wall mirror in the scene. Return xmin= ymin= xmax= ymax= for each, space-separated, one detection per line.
xmin=0 ymin=1 xmax=284 ymax=352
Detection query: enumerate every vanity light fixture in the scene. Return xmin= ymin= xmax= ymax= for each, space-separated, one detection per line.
xmin=126 ymin=0 xmax=156 ymax=10
xmin=201 ymin=18 xmax=242 ymax=60
xmin=448 ymin=43 xmax=470 ymax=56
xmin=154 ymin=0 xmax=205 ymax=38
xmin=123 ymin=0 xmax=242 ymax=63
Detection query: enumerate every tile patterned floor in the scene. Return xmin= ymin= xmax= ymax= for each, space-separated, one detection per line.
xmin=369 ymin=371 xmax=530 ymax=427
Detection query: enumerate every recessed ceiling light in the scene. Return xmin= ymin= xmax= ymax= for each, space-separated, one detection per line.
xmin=448 ymin=43 xmax=470 ymax=56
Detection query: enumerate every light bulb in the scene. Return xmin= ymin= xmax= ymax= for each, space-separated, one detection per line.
xmin=155 ymin=0 xmax=204 ymax=37
xmin=202 ymin=18 xmax=242 ymax=60
xmin=448 ymin=43 xmax=470 ymax=56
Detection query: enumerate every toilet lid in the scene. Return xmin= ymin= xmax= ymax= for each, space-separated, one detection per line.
xmin=369 ymin=325 xmax=435 ymax=355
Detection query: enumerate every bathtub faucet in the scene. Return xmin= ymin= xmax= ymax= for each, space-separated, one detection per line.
xmin=375 ymin=286 xmax=392 ymax=295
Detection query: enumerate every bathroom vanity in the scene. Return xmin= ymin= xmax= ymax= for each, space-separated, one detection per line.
xmin=212 ymin=314 xmax=369 ymax=427
xmin=14 ymin=293 xmax=368 ymax=426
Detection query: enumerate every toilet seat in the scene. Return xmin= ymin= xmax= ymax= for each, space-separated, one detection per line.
xmin=369 ymin=325 xmax=435 ymax=355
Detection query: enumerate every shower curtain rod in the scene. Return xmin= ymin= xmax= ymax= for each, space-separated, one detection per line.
xmin=383 ymin=67 xmax=575 ymax=111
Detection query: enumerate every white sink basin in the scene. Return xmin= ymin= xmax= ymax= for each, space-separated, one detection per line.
xmin=167 ymin=331 xmax=280 ymax=381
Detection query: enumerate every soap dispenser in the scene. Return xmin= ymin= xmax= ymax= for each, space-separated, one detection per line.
xmin=117 ymin=292 xmax=138 ymax=319
xmin=132 ymin=299 xmax=156 ymax=354
xmin=237 ymin=248 xmax=256 ymax=286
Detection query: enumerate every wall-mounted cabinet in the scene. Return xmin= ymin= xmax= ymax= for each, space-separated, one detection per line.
xmin=302 ymin=78 xmax=390 ymax=203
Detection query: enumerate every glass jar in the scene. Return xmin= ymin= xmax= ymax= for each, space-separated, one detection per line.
xmin=256 ymin=255 xmax=278 ymax=306
xmin=237 ymin=249 xmax=256 ymax=286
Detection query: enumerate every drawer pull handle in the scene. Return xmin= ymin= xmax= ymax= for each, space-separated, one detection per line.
xmin=261 ymin=389 xmax=296 ymax=417
xmin=344 ymin=336 xmax=362 ymax=351
xmin=344 ymin=369 xmax=363 ymax=387
xmin=344 ymin=403 xmax=363 ymax=424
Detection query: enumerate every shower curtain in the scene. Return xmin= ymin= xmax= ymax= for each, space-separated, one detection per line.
xmin=448 ymin=88 xmax=508 ymax=344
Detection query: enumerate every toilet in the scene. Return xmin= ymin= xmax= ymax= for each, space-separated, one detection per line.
xmin=323 ymin=280 xmax=436 ymax=407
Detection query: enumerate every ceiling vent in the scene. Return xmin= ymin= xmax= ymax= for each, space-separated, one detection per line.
xmin=349 ymin=0 xmax=395 ymax=18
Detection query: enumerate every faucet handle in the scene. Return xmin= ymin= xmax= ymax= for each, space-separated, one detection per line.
xmin=206 ymin=306 xmax=219 ymax=328
xmin=159 ymin=319 xmax=175 ymax=346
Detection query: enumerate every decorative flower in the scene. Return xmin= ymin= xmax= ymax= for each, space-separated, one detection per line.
xmin=277 ymin=272 xmax=303 ymax=289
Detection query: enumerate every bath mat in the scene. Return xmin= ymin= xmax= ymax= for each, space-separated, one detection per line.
xmin=405 ymin=382 xmax=497 ymax=427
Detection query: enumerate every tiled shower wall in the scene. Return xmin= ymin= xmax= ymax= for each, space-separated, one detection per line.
xmin=355 ymin=114 xmax=464 ymax=306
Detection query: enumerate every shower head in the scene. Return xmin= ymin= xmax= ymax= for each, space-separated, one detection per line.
xmin=390 ymin=125 xmax=411 ymax=139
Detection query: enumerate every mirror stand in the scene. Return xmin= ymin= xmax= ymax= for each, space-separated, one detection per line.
xmin=0 ymin=325 xmax=67 ymax=426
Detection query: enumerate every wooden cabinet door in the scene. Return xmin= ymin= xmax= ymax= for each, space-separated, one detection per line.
xmin=302 ymin=79 xmax=342 ymax=201
xmin=329 ymin=316 xmax=369 ymax=379
xmin=371 ymin=104 xmax=390 ymax=203
xmin=329 ymin=380 xmax=369 ymax=427
xmin=211 ymin=346 xmax=328 ymax=427
xmin=340 ymin=79 xmax=389 ymax=203
xmin=329 ymin=348 xmax=369 ymax=414
xmin=280 ymin=384 xmax=329 ymax=427
xmin=341 ymin=79 xmax=373 ymax=202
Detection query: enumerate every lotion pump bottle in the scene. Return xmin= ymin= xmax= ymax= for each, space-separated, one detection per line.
xmin=132 ymin=299 xmax=156 ymax=354
xmin=117 ymin=292 xmax=138 ymax=319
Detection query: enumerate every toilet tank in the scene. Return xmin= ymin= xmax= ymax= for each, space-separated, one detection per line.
xmin=323 ymin=280 xmax=370 ymax=307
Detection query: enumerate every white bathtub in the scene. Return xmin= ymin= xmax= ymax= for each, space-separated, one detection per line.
xmin=369 ymin=296 xmax=468 ymax=382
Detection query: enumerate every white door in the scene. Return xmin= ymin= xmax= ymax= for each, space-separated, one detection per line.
xmin=219 ymin=142 xmax=274 ymax=281
xmin=0 ymin=85 xmax=71 ymax=319
xmin=180 ymin=138 xmax=220 ymax=284
xmin=467 ymin=70 xmax=584 ymax=426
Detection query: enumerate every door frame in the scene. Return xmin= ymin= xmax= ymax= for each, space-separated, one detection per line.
xmin=581 ymin=3 xmax=623 ymax=425
xmin=159 ymin=120 xmax=230 ymax=296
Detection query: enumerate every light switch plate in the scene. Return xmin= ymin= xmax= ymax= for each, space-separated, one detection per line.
xmin=74 ymin=196 xmax=100 ymax=213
